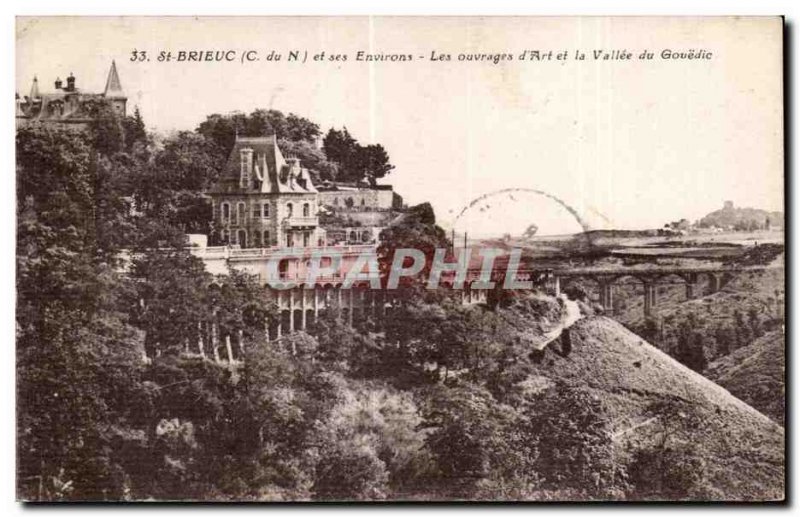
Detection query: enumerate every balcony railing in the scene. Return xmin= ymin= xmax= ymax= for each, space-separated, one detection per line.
xmin=284 ymin=216 xmax=319 ymax=228
xmin=191 ymin=244 xmax=377 ymax=260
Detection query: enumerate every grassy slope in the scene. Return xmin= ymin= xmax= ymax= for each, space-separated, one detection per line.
xmin=606 ymin=253 xmax=785 ymax=427
xmin=705 ymin=330 xmax=785 ymax=425
xmin=530 ymin=316 xmax=784 ymax=501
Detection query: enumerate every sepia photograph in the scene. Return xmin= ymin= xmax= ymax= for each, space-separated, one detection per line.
xmin=14 ymin=15 xmax=785 ymax=502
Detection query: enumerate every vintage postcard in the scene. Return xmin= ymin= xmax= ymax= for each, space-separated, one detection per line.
xmin=15 ymin=16 xmax=784 ymax=502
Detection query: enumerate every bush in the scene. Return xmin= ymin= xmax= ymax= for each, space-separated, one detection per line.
xmin=629 ymin=446 xmax=710 ymax=500
xmin=422 ymin=384 xmax=538 ymax=498
xmin=526 ymin=384 xmax=626 ymax=499
xmin=313 ymin=436 xmax=389 ymax=500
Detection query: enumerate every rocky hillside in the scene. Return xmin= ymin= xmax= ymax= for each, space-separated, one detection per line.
xmin=531 ymin=316 xmax=784 ymax=501
xmin=705 ymin=329 xmax=785 ymax=425
xmin=697 ymin=202 xmax=782 ymax=230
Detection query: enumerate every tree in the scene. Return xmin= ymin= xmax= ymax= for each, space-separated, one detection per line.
xmin=128 ymin=250 xmax=213 ymax=359
xmin=640 ymin=318 xmax=660 ymax=344
xmin=323 ymin=128 xmax=394 ymax=184
xmin=422 ymin=384 xmax=537 ymax=498
xmin=197 ymin=109 xmax=321 ymax=157
xmin=121 ymin=106 xmax=148 ymax=151
xmin=748 ymin=306 xmax=763 ymax=339
xmin=357 ymin=144 xmax=394 ymax=185
xmin=732 ymin=309 xmax=753 ymax=349
xmin=196 ymin=112 xmax=248 ymax=155
xmin=127 ymin=131 xmax=223 ymax=236
xmin=673 ymin=320 xmax=707 ymax=373
xmin=526 ymin=384 xmax=624 ymax=499
xmin=377 ymin=203 xmax=451 ymax=293
xmin=84 ymin=98 xmax=126 ymax=155
xmin=628 ymin=400 xmax=712 ymax=499
xmin=714 ymin=325 xmax=734 ymax=356
xmin=17 ymin=125 xmax=145 ymax=500
xmin=278 ymin=138 xmax=338 ymax=182
xmin=322 ymin=127 xmax=358 ymax=171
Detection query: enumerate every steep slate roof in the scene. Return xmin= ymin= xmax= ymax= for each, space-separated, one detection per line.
xmin=18 ymin=93 xmax=94 ymax=123
xmin=17 ymin=62 xmax=125 ymax=124
xmin=104 ymin=60 xmax=124 ymax=98
xmin=208 ymin=134 xmax=318 ymax=195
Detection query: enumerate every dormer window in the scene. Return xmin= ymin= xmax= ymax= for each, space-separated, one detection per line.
xmin=240 ymin=148 xmax=253 ymax=189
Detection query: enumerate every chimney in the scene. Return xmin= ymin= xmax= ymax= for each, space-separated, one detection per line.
xmin=66 ymin=73 xmax=75 ymax=91
xmin=286 ymin=155 xmax=301 ymax=172
xmin=54 ymin=77 xmax=62 ymax=90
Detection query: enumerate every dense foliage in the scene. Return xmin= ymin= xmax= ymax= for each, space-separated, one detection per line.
xmin=195 ymin=109 xmax=394 ymax=185
xmin=17 ymin=104 xmax=720 ymax=501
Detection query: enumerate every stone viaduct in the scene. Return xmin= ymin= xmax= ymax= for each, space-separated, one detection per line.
xmin=551 ymin=265 xmax=776 ymax=317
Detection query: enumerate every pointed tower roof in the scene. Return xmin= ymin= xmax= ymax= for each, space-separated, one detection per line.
xmin=29 ymin=76 xmax=40 ymax=99
xmin=103 ymin=60 xmax=125 ymax=98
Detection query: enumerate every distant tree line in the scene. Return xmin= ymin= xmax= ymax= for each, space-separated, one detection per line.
xmin=195 ymin=109 xmax=394 ymax=185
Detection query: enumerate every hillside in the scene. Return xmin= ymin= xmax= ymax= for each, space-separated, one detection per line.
xmin=614 ymin=252 xmax=784 ymax=364
xmin=705 ymin=330 xmax=785 ymax=425
xmin=606 ymin=258 xmax=785 ymax=426
xmin=530 ymin=316 xmax=784 ymax=501
xmin=697 ymin=202 xmax=782 ymax=230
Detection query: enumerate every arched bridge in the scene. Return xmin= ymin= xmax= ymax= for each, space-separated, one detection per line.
xmin=548 ymin=265 xmax=781 ymax=317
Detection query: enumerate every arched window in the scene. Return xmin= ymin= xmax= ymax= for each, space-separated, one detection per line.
xmin=303 ymin=232 xmax=310 ymax=247
xmin=263 ymin=230 xmax=270 ymax=246
xmin=253 ymin=231 xmax=261 ymax=248
xmin=237 ymin=202 xmax=246 ymax=225
xmin=287 ymin=203 xmax=293 ymax=217
xmin=279 ymin=259 xmax=290 ymax=279
xmin=303 ymin=203 xmax=310 ymax=217
xmin=237 ymin=229 xmax=247 ymax=248
xmin=221 ymin=229 xmax=229 ymax=244
xmin=221 ymin=202 xmax=230 ymax=223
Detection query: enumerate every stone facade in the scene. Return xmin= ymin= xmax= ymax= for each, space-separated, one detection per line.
xmin=207 ymin=134 xmax=325 ymax=248
xmin=317 ymin=184 xmax=402 ymax=211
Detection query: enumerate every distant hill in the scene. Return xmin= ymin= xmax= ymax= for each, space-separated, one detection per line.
xmin=706 ymin=329 xmax=785 ymax=425
xmin=535 ymin=316 xmax=784 ymax=500
xmin=697 ymin=201 xmax=783 ymax=230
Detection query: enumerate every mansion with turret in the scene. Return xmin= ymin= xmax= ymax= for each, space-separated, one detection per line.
xmin=208 ymin=133 xmax=403 ymax=249
xmin=208 ymin=134 xmax=326 ymax=249
xmin=16 ymin=61 xmax=127 ymax=127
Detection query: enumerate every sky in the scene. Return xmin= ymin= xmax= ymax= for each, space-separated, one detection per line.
xmin=16 ymin=16 xmax=784 ymax=236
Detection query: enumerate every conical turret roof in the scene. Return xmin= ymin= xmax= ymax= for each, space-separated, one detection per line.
xmin=103 ymin=60 xmax=124 ymax=98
